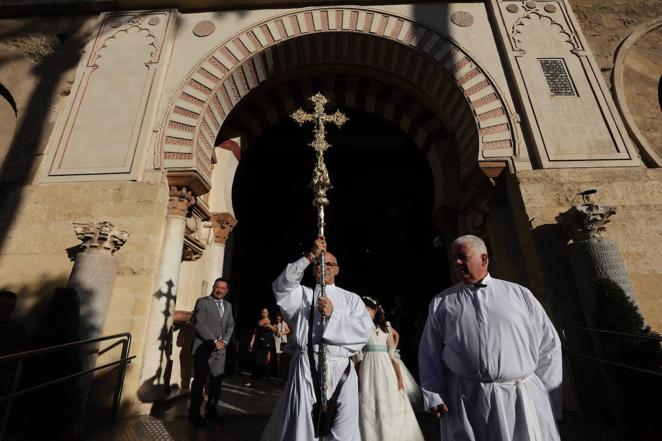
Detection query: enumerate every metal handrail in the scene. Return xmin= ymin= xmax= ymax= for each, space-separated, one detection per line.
xmin=0 ymin=332 xmax=133 ymax=430
xmin=561 ymin=326 xmax=662 ymax=377
xmin=0 ymin=356 xmax=136 ymax=402
xmin=563 ymin=325 xmax=662 ymax=342
xmin=0 ymin=332 xmax=132 ymax=363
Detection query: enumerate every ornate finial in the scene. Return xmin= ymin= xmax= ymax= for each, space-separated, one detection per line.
xmin=556 ymin=191 xmax=617 ymax=242
xmin=290 ymin=93 xmax=348 ymax=210
xmin=73 ymin=221 xmax=129 ymax=255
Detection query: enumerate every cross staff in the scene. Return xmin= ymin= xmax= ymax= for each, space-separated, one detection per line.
xmin=291 ymin=93 xmax=348 ymax=224
xmin=291 ymin=93 xmax=347 ymax=407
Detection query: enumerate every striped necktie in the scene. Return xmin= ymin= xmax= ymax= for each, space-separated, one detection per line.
xmin=214 ymin=299 xmax=224 ymax=319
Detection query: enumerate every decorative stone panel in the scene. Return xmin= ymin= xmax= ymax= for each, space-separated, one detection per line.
xmin=489 ymin=0 xmax=640 ymax=168
xmin=41 ymin=10 xmax=177 ymax=181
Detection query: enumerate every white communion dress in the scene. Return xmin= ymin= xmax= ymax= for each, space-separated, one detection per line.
xmin=357 ymin=326 xmax=425 ymax=441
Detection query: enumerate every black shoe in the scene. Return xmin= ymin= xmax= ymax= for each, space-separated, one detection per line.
xmin=205 ymin=412 xmax=224 ymax=423
xmin=188 ymin=413 xmax=206 ymax=427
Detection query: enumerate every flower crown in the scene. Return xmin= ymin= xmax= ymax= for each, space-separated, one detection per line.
xmin=362 ymin=296 xmax=383 ymax=310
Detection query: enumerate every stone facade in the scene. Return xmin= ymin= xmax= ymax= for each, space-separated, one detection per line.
xmin=0 ymin=0 xmax=660 ymax=419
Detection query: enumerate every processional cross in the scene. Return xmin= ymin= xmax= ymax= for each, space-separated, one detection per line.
xmin=291 ymin=93 xmax=348 ymax=408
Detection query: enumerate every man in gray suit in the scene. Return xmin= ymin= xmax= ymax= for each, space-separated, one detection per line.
xmin=189 ymin=277 xmax=235 ymax=426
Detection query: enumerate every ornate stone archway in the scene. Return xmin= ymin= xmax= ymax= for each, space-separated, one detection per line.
xmin=160 ymin=6 xmax=521 ymax=196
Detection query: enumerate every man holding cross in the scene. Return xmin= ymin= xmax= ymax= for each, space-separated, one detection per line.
xmin=260 ymin=237 xmax=373 ymax=441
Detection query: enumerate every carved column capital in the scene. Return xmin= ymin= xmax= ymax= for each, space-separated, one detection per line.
xmin=556 ymin=202 xmax=617 ymax=242
xmin=210 ymin=212 xmax=237 ymax=244
xmin=73 ymin=221 xmax=129 ymax=255
xmin=168 ymin=186 xmax=196 ymax=217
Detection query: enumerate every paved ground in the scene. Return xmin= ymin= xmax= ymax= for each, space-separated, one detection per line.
xmin=89 ymin=371 xmax=623 ymax=441
xmin=89 ymin=371 xmax=441 ymax=441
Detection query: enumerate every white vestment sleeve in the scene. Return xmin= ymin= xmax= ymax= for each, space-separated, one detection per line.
xmin=323 ymin=296 xmax=373 ymax=353
xmin=272 ymin=256 xmax=310 ymax=322
xmin=418 ymin=298 xmax=446 ymax=411
xmin=533 ymin=295 xmax=563 ymax=419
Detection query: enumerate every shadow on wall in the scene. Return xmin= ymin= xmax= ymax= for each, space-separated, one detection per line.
xmin=1 ymin=280 xmax=104 ymax=440
xmin=0 ymin=18 xmax=91 ymax=254
xmin=175 ymin=315 xmax=195 ymax=390
xmin=658 ymin=74 xmax=661 ymax=112
xmin=137 ymin=280 xmax=176 ymax=404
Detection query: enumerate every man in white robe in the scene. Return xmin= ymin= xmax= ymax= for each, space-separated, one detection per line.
xmin=261 ymin=237 xmax=374 ymax=441
xmin=419 ymin=235 xmax=562 ymax=441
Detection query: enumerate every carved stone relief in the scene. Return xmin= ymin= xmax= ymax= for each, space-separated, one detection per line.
xmin=494 ymin=0 xmax=639 ymax=167
xmin=42 ymin=10 xmax=176 ymax=181
xmin=451 ymin=11 xmax=474 ymax=28
xmin=73 ymin=221 xmax=129 ymax=255
xmin=210 ymin=212 xmax=237 ymax=245
xmin=556 ymin=201 xmax=617 ymax=242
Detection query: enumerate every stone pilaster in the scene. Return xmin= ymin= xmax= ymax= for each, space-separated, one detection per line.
xmin=67 ymin=221 xmax=128 ymax=340
xmin=204 ymin=212 xmax=237 ymax=293
xmin=139 ymin=186 xmax=195 ymax=400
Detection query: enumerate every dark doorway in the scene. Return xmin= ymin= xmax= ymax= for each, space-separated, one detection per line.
xmin=230 ymin=109 xmax=451 ymax=371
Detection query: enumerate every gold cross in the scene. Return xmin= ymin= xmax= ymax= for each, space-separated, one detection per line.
xmin=291 ymin=93 xmax=348 ymax=154
xmin=290 ymin=93 xmax=348 ymax=210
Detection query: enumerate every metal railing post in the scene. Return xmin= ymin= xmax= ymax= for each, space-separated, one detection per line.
xmin=111 ymin=334 xmax=131 ymax=423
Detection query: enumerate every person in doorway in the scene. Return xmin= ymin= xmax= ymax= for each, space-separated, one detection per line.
xmin=260 ymin=236 xmax=374 ymax=441
xmin=273 ymin=313 xmax=291 ymax=378
xmin=188 ymin=278 xmax=235 ymax=426
xmin=419 ymin=235 xmax=562 ymax=441
xmin=355 ymin=296 xmax=424 ymax=441
xmin=247 ymin=307 xmax=276 ymax=387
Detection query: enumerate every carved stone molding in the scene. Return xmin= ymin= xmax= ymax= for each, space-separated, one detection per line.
xmin=168 ymin=186 xmax=196 ymax=217
xmin=73 ymin=221 xmax=129 ymax=255
xmin=556 ymin=201 xmax=617 ymax=242
xmin=162 ymin=6 xmax=521 ymax=188
xmin=182 ymin=235 xmax=205 ymax=261
xmin=210 ymin=212 xmax=237 ymax=245
xmin=182 ymin=213 xmax=208 ymax=261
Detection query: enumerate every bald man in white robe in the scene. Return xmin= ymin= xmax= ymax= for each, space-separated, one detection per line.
xmin=419 ymin=235 xmax=562 ymax=441
xmin=261 ymin=237 xmax=373 ymax=441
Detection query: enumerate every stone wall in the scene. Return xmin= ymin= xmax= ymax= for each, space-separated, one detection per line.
xmin=570 ymin=0 xmax=662 ymax=160
xmin=513 ymin=167 xmax=662 ymax=333
xmin=0 ymin=179 xmax=169 ymax=410
xmin=0 ymin=16 xmax=97 ymax=184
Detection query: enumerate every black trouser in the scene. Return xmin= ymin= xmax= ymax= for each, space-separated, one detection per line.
xmin=189 ymin=350 xmax=224 ymax=416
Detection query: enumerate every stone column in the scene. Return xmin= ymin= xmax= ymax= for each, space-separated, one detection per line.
xmin=68 ymin=221 xmax=129 ymax=340
xmin=67 ymin=221 xmax=127 ymax=437
xmin=139 ymin=186 xmax=195 ymax=398
xmin=556 ymin=196 xmax=637 ymax=326
xmin=207 ymin=213 xmax=237 ymax=286
xmin=556 ymin=194 xmax=635 ymax=417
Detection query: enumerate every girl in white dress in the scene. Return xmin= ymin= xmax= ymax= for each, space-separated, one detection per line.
xmin=356 ymin=297 xmax=424 ymax=441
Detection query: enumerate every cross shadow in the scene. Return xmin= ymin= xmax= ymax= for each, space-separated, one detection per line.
xmin=137 ymin=280 xmax=176 ymax=403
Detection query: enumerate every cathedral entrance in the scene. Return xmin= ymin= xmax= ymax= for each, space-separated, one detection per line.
xmin=227 ymin=105 xmax=451 ymax=371
xmin=160 ymin=12 xmax=520 ymax=377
